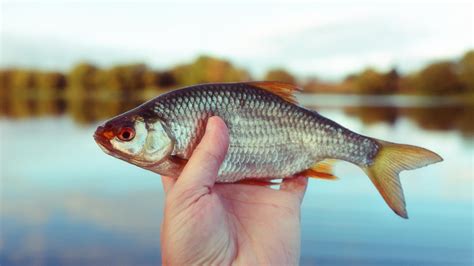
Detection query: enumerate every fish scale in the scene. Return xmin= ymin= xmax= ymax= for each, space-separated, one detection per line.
xmin=150 ymin=83 xmax=377 ymax=182
xmin=95 ymin=81 xmax=442 ymax=218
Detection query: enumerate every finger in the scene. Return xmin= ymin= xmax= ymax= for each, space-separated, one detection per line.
xmin=161 ymin=175 xmax=176 ymax=194
xmin=280 ymin=175 xmax=308 ymax=203
xmin=175 ymin=116 xmax=229 ymax=190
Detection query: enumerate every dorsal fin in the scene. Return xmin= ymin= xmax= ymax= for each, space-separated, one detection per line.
xmin=246 ymin=81 xmax=301 ymax=104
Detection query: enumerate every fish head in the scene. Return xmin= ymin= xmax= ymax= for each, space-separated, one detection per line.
xmin=94 ymin=114 xmax=174 ymax=168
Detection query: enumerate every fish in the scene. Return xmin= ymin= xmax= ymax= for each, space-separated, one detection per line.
xmin=94 ymin=81 xmax=443 ymax=218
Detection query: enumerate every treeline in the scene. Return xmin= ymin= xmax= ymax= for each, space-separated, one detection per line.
xmin=0 ymin=51 xmax=473 ymax=136
xmin=305 ymin=50 xmax=474 ymax=94
xmin=0 ymin=56 xmax=251 ymax=102
xmin=1 ymin=50 xmax=473 ymax=98
xmin=0 ymin=56 xmax=253 ymax=122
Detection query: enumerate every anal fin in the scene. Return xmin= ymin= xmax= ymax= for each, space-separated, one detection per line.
xmin=299 ymin=159 xmax=338 ymax=180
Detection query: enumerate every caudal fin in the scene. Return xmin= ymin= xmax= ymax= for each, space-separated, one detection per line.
xmin=363 ymin=140 xmax=443 ymax=219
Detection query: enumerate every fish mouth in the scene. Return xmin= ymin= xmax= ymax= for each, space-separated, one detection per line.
xmin=93 ymin=131 xmax=131 ymax=162
xmin=93 ymin=125 xmax=116 ymax=153
xmin=93 ymin=126 xmax=155 ymax=167
xmin=93 ymin=124 xmax=166 ymax=168
xmin=93 ymin=131 xmax=113 ymax=154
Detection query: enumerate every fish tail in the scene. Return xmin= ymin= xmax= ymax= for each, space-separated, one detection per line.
xmin=362 ymin=139 xmax=443 ymax=218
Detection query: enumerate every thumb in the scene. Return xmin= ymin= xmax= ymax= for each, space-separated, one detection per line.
xmin=174 ymin=116 xmax=229 ymax=191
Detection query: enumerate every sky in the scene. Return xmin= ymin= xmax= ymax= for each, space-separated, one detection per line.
xmin=1 ymin=0 xmax=473 ymax=80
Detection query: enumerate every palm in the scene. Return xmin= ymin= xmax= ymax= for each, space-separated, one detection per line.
xmin=160 ymin=117 xmax=307 ymax=265
xmin=216 ymin=183 xmax=304 ymax=265
xmin=161 ymin=178 xmax=307 ymax=265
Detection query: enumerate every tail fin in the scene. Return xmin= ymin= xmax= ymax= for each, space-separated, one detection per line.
xmin=363 ymin=140 xmax=443 ymax=219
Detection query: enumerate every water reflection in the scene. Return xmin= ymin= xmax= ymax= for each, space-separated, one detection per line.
xmin=345 ymin=106 xmax=399 ymax=126
xmin=1 ymin=89 xmax=473 ymax=140
xmin=403 ymin=106 xmax=474 ymax=138
xmin=1 ymin=93 xmax=473 ymax=265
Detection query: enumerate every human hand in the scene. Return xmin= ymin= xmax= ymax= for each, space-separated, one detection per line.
xmin=160 ymin=116 xmax=308 ymax=265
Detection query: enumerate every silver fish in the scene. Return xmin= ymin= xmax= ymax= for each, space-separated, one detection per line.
xmin=94 ymin=81 xmax=442 ymax=218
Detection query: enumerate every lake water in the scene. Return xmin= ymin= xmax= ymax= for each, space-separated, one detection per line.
xmin=0 ymin=102 xmax=473 ymax=265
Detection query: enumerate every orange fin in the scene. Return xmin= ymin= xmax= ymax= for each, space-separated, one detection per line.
xmin=299 ymin=159 xmax=338 ymax=180
xmin=362 ymin=139 xmax=442 ymax=219
xmin=235 ymin=178 xmax=281 ymax=186
xmin=247 ymin=81 xmax=301 ymax=104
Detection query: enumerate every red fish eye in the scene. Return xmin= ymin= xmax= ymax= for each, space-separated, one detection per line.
xmin=117 ymin=127 xmax=135 ymax=141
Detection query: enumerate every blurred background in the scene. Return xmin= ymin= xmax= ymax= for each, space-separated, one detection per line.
xmin=1 ymin=0 xmax=473 ymax=265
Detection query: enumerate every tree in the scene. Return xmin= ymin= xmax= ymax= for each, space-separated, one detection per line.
xmin=458 ymin=50 xmax=474 ymax=92
xmin=354 ymin=68 xmax=387 ymax=94
xmin=385 ymin=68 xmax=399 ymax=93
xmin=354 ymin=68 xmax=400 ymax=94
xmin=10 ymin=69 xmax=36 ymax=92
xmin=142 ymin=70 xmax=177 ymax=89
xmin=158 ymin=71 xmax=177 ymax=87
xmin=0 ymin=70 xmax=13 ymax=115
xmin=264 ymin=69 xmax=296 ymax=84
xmin=172 ymin=56 xmax=250 ymax=85
xmin=302 ymin=78 xmax=319 ymax=93
xmin=68 ymin=63 xmax=100 ymax=94
xmin=105 ymin=64 xmax=147 ymax=93
xmin=143 ymin=70 xmax=161 ymax=88
xmin=0 ymin=70 xmax=13 ymax=98
xmin=414 ymin=61 xmax=462 ymax=94
xmin=37 ymin=72 xmax=67 ymax=90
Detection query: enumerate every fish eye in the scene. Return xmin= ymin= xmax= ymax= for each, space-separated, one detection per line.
xmin=117 ymin=127 xmax=135 ymax=141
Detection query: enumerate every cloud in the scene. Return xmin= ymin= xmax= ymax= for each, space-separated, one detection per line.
xmin=1 ymin=2 xmax=472 ymax=79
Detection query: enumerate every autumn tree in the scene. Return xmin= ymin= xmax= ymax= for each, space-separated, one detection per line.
xmin=354 ymin=68 xmax=400 ymax=94
xmin=414 ymin=61 xmax=462 ymax=94
xmin=172 ymin=56 xmax=250 ymax=85
xmin=143 ymin=69 xmax=161 ymax=88
xmin=0 ymin=70 xmax=13 ymax=115
xmin=264 ymin=69 xmax=296 ymax=84
xmin=68 ymin=62 xmax=101 ymax=97
xmin=354 ymin=68 xmax=387 ymax=94
xmin=302 ymin=78 xmax=319 ymax=93
xmin=158 ymin=71 xmax=177 ymax=87
xmin=458 ymin=50 xmax=474 ymax=92
xmin=10 ymin=69 xmax=36 ymax=94
xmin=105 ymin=64 xmax=147 ymax=94
xmin=142 ymin=70 xmax=177 ymax=89
xmin=37 ymin=72 xmax=67 ymax=92
xmin=0 ymin=70 xmax=13 ymax=98
xmin=385 ymin=68 xmax=399 ymax=92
